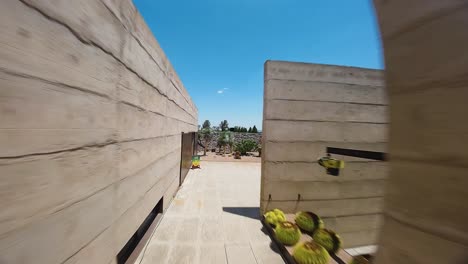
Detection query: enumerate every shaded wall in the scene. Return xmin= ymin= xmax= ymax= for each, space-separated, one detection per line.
xmin=373 ymin=1 xmax=468 ymax=263
xmin=261 ymin=61 xmax=388 ymax=247
xmin=0 ymin=0 xmax=197 ymax=263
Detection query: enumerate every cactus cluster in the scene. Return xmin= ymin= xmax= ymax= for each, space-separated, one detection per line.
xmin=275 ymin=221 xmax=301 ymax=246
xmin=264 ymin=208 xmax=286 ymax=227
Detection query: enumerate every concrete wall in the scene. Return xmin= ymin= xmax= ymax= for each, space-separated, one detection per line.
xmin=0 ymin=1 xmax=197 ymax=263
xmin=261 ymin=61 xmax=388 ymax=248
xmin=373 ymin=1 xmax=468 ymax=263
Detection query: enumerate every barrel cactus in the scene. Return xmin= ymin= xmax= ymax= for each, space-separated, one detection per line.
xmin=275 ymin=221 xmax=301 ymax=246
xmin=293 ymin=241 xmax=330 ymax=264
xmin=312 ymin=229 xmax=342 ymax=253
xmin=264 ymin=209 xmax=286 ymax=227
xmin=295 ymin=211 xmax=323 ymax=233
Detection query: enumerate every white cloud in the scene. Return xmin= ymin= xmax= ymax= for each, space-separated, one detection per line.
xmin=223 ymin=88 xmax=229 ymax=90
xmin=217 ymin=90 xmax=224 ymax=94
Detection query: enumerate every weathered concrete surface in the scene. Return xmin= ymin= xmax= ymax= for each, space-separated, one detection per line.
xmin=139 ymin=162 xmax=285 ymax=264
xmin=0 ymin=0 xmax=197 ymax=263
xmin=261 ymin=61 xmax=388 ymax=248
xmin=372 ymin=1 xmax=468 ymax=263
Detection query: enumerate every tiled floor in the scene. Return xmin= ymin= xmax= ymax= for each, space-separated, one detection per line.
xmin=138 ymin=162 xmax=285 ymax=264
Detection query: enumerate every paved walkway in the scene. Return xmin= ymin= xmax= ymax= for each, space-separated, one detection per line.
xmin=138 ymin=162 xmax=284 ymax=264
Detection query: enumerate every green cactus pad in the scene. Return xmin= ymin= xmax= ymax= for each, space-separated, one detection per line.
xmin=294 ymin=211 xmax=324 ymax=233
xmin=264 ymin=209 xmax=286 ymax=227
xmin=313 ymin=229 xmax=342 ymax=253
xmin=275 ymin=221 xmax=301 ymax=246
xmin=292 ymin=241 xmax=330 ymax=264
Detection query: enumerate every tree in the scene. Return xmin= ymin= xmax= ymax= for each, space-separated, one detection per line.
xmin=219 ymin=120 xmax=229 ymax=131
xmin=202 ymin=120 xmax=211 ymax=129
xmin=252 ymin=125 xmax=258 ymax=133
xmin=217 ymin=131 xmax=233 ymax=154
xmin=248 ymin=127 xmax=252 ymax=133
xmin=199 ymin=127 xmax=212 ymax=155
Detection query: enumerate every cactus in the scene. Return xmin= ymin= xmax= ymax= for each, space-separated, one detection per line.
xmin=295 ymin=211 xmax=323 ymax=233
xmin=264 ymin=209 xmax=286 ymax=227
xmin=313 ymin=229 xmax=342 ymax=253
xmin=292 ymin=241 xmax=330 ymax=264
xmin=275 ymin=221 xmax=301 ymax=246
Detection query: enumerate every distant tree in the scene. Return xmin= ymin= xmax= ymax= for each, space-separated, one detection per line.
xmin=242 ymin=127 xmax=248 ymax=132
xmin=229 ymin=127 xmax=235 ymax=132
xmin=202 ymin=120 xmax=211 ymax=129
xmin=217 ymin=131 xmax=233 ymax=154
xmin=212 ymin=126 xmax=220 ymax=131
xmin=252 ymin=125 xmax=258 ymax=133
xmin=199 ymin=127 xmax=212 ymax=155
xmin=219 ymin=120 xmax=229 ymax=131
xmin=248 ymin=127 xmax=252 ymax=133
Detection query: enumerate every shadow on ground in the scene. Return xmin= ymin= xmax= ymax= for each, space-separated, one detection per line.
xmin=222 ymin=206 xmax=260 ymax=220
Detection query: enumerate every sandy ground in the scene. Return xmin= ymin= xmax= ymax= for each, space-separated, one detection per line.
xmin=198 ymin=151 xmax=261 ymax=163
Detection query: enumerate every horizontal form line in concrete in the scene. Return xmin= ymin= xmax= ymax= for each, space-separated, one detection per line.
xmin=268 ymin=98 xmax=388 ymax=106
xmin=265 ymin=78 xmax=385 ymax=88
xmin=264 ymin=118 xmax=388 ymax=125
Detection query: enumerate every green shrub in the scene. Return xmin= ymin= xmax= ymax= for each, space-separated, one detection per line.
xmin=234 ymin=139 xmax=258 ymax=155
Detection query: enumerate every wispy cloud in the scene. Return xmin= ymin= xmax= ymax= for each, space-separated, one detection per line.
xmin=217 ymin=88 xmax=229 ymax=94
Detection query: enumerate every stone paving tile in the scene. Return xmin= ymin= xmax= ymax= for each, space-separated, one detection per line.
xmin=200 ymin=215 xmax=224 ymax=243
xmin=152 ymin=216 xmax=182 ymax=242
xmin=166 ymin=244 xmax=197 ymax=264
xmin=140 ymin=242 xmax=170 ymax=264
xmin=250 ymin=242 xmax=285 ymax=264
xmin=175 ymin=217 xmax=200 ymax=242
xmin=225 ymin=244 xmax=258 ymax=264
xmin=139 ymin=162 xmax=284 ymax=264
xmin=198 ymin=244 xmax=227 ymax=264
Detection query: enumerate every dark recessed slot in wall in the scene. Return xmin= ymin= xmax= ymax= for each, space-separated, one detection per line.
xmin=116 ymin=197 xmax=164 ymax=264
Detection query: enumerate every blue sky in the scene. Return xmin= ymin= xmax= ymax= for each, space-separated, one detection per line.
xmin=133 ymin=0 xmax=383 ymax=129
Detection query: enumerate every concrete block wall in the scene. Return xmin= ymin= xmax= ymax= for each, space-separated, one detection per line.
xmin=0 ymin=0 xmax=197 ymax=263
xmin=373 ymin=1 xmax=468 ymax=263
xmin=261 ymin=61 xmax=388 ymax=248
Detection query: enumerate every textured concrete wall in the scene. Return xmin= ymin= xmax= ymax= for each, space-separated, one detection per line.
xmin=261 ymin=61 xmax=388 ymax=248
xmin=0 ymin=0 xmax=197 ymax=263
xmin=373 ymin=1 xmax=468 ymax=263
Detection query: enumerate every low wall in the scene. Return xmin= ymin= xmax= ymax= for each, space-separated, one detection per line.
xmin=261 ymin=61 xmax=388 ymax=248
xmin=0 ymin=1 xmax=197 ymax=263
